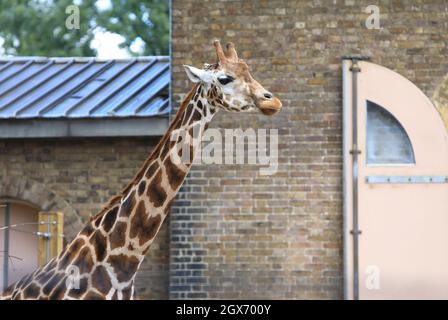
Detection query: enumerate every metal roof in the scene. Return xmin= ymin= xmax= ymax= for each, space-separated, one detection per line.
xmin=0 ymin=56 xmax=170 ymax=119
xmin=0 ymin=56 xmax=170 ymax=138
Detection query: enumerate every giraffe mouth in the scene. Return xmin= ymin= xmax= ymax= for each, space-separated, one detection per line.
xmin=241 ymin=105 xmax=255 ymax=112
xmin=258 ymin=97 xmax=282 ymax=116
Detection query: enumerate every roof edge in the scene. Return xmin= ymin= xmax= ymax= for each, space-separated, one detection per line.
xmin=0 ymin=56 xmax=170 ymax=63
xmin=0 ymin=117 xmax=169 ymax=139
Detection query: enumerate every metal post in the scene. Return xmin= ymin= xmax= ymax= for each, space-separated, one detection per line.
xmin=342 ymin=55 xmax=370 ymax=300
xmin=2 ymin=203 xmax=10 ymax=291
xmin=350 ymin=59 xmax=361 ymax=300
xmin=46 ymin=214 xmax=51 ymax=264
xmin=345 ymin=56 xmax=370 ymax=299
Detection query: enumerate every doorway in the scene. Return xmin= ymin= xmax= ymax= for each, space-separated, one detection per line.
xmin=0 ymin=200 xmax=39 ymax=290
xmin=343 ymin=59 xmax=448 ymax=299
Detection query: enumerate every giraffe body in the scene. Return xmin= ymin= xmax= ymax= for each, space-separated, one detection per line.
xmin=1 ymin=41 xmax=281 ymax=300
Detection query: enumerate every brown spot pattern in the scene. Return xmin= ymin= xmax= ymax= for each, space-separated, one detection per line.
xmin=80 ymin=223 xmax=95 ymax=237
xmin=43 ymin=258 xmax=57 ymax=272
xmin=110 ymin=221 xmax=127 ymax=250
xmin=42 ymin=273 xmax=64 ymax=296
xmin=91 ymin=230 xmax=107 ymax=262
xmin=130 ymin=201 xmax=162 ymax=246
xmin=93 ymin=214 xmax=103 ymax=228
xmin=164 ymin=156 xmax=185 ymax=190
xmin=58 ymin=238 xmax=85 ymax=270
xmin=91 ymin=266 xmax=112 ymax=294
xmin=107 ymin=254 xmax=140 ymax=283
xmin=35 ymin=269 xmax=55 ymax=285
xmin=72 ymin=247 xmax=94 ymax=274
xmin=119 ymin=190 xmax=135 ymax=218
xmin=83 ymin=290 xmax=105 ymax=300
xmin=48 ymin=277 xmax=68 ymax=300
xmin=102 ymin=206 xmax=118 ymax=233
xmin=138 ymin=180 xmax=146 ymax=196
xmin=145 ymin=162 xmax=158 ymax=178
xmin=22 ymin=283 xmax=40 ymax=299
xmin=146 ymin=170 xmax=167 ymax=207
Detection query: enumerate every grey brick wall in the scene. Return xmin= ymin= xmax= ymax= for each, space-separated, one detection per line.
xmin=0 ymin=138 xmax=169 ymax=299
xmin=2 ymin=0 xmax=448 ymax=301
xmin=170 ymin=0 xmax=448 ymax=299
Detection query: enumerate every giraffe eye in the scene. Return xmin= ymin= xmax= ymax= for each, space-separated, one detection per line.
xmin=218 ymin=75 xmax=234 ymax=85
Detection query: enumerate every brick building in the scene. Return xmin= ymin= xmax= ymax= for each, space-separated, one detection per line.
xmin=2 ymin=0 xmax=448 ymax=300
xmin=0 ymin=57 xmax=170 ymax=299
xmin=170 ymin=0 xmax=448 ymax=299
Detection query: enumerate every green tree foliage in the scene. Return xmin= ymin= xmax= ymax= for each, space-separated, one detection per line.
xmin=0 ymin=0 xmax=169 ymax=57
xmin=95 ymin=0 xmax=169 ymax=56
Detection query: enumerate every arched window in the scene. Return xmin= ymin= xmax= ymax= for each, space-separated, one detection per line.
xmin=366 ymin=100 xmax=415 ymax=165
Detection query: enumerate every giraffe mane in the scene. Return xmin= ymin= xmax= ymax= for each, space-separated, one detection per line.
xmin=89 ymin=83 xmax=201 ymax=223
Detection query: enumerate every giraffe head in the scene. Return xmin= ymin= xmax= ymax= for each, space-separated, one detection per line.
xmin=183 ymin=40 xmax=282 ymax=116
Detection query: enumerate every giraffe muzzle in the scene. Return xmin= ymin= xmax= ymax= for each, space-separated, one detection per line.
xmin=258 ymin=97 xmax=282 ymax=116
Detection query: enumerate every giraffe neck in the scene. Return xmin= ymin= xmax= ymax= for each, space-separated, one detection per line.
xmin=1 ymin=84 xmax=218 ymax=300
xmin=50 ymin=83 xmax=217 ymax=299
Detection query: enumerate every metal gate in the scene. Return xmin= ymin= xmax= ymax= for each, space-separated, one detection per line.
xmin=343 ymin=58 xmax=448 ymax=299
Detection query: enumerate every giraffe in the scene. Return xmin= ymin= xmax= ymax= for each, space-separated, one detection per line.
xmin=0 ymin=40 xmax=282 ymax=300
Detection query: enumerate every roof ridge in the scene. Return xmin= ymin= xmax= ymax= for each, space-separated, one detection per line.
xmin=0 ymin=56 xmax=170 ymax=63
xmin=0 ymin=55 xmax=170 ymax=121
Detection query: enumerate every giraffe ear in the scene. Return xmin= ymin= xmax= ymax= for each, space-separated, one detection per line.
xmin=183 ymin=65 xmax=212 ymax=83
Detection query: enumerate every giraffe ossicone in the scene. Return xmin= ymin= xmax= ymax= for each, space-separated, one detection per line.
xmin=0 ymin=40 xmax=282 ymax=300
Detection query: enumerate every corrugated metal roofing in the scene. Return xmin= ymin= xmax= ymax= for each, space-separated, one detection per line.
xmin=0 ymin=56 xmax=170 ymax=119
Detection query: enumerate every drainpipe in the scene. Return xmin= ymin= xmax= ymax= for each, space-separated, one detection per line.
xmin=342 ymin=56 xmax=370 ymax=300
xmin=2 ymin=202 xmax=10 ymax=291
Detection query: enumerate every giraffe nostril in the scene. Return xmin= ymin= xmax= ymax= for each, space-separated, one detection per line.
xmin=263 ymin=92 xmax=273 ymax=99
